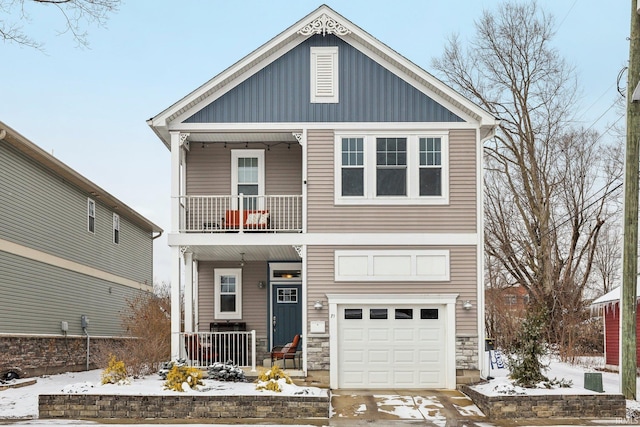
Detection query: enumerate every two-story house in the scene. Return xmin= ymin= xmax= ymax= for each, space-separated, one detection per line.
xmin=0 ymin=121 xmax=162 ymax=377
xmin=148 ymin=5 xmax=498 ymax=389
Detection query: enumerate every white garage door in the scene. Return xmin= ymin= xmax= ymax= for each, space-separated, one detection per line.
xmin=338 ymin=304 xmax=447 ymax=389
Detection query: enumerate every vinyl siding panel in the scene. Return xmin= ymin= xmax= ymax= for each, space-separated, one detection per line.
xmin=0 ymin=141 xmax=152 ymax=284
xmin=307 ymin=129 xmax=477 ymax=233
xmin=186 ymin=143 xmax=302 ymax=195
xmin=197 ymin=261 xmax=268 ymax=339
xmin=0 ymin=251 xmax=143 ymax=336
xmin=307 ymin=245 xmax=478 ymax=334
xmin=185 ymin=34 xmax=463 ymax=124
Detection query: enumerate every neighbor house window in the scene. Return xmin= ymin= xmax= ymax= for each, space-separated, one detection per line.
xmin=113 ymin=213 xmax=120 ymax=244
xmin=87 ymin=198 xmax=96 ymax=233
xmin=334 ymin=133 xmax=449 ymax=205
xmin=214 ymin=268 xmax=242 ymax=319
xmin=310 ymin=46 xmax=339 ymax=103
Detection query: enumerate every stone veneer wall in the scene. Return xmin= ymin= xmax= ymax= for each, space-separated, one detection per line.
xmin=306 ymin=335 xmax=329 ymax=370
xmin=0 ymin=335 xmax=127 ymax=377
xmin=463 ymin=385 xmax=626 ymax=420
xmin=39 ymin=394 xmax=329 ymax=420
xmin=456 ymin=335 xmax=478 ymax=370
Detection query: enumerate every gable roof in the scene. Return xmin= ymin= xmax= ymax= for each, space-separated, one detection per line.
xmin=0 ymin=121 xmax=163 ymax=234
xmin=148 ymin=4 xmax=499 ymax=148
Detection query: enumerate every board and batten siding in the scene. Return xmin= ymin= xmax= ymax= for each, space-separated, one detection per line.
xmin=0 ymin=141 xmax=152 ymax=284
xmin=197 ymin=261 xmax=268 ymax=338
xmin=185 ymin=34 xmax=463 ymax=124
xmin=0 ymin=250 xmax=143 ymax=336
xmin=306 ymin=129 xmax=478 ymax=233
xmin=306 ymin=245 xmax=478 ymax=335
xmin=185 ymin=143 xmax=302 ymax=196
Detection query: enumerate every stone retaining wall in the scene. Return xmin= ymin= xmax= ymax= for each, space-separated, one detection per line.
xmin=462 ymin=385 xmax=626 ymax=420
xmin=39 ymin=393 xmax=330 ymax=420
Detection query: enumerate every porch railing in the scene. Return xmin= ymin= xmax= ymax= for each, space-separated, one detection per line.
xmin=181 ymin=331 xmax=256 ymax=372
xmin=179 ymin=195 xmax=302 ymax=233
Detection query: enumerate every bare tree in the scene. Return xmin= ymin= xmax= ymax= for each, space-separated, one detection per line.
xmin=433 ymin=1 xmax=623 ymax=349
xmin=0 ymin=0 xmax=120 ymax=49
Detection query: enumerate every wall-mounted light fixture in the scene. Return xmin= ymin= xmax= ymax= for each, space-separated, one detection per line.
xmin=463 ymin=300 xmax=473 ymax=310
xmin=257 ymin=281 xmax=265 ymax=289
xmin=314 ymin=301 xmax=323 ymax=310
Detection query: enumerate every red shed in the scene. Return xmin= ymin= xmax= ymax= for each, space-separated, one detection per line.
xmin=591 ymin=285 xmax=640 ymax=370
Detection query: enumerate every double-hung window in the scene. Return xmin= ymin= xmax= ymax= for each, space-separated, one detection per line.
xmin=87 ymin=198 xmax=96 ymax=233
xmin=113 ymin=213 xmax=120 ymax=244
xmin=335 ymin=133 xmax=448 ymax=204
xmin=214 ymin=268 xmax=242 ymax=319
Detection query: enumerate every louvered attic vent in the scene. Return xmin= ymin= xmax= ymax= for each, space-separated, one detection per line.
xmin=311 ymin=46 xmax=338 ymax=103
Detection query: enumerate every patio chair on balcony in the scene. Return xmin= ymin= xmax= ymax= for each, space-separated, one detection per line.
xmin=270 ymin=334 xmax=300 ymax=369
xmin=185 ymin=334 xmax=217 ymax=366
xmin=224 ymin=210 xmax=270 ymax=231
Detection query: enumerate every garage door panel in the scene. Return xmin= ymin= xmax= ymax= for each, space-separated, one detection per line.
xmin=368 ymin=328 xmax=390 ymax=342
xmin=343 ymin=350 xmax=365 ymax=363
xmin=394 ymin=371 xmax=417 ymax=385
xmin=367 ymin=371 xmax=390 ymax=385
xmin=393 ymin=349 xmax=416 ymax=363
xmin=343 ymin=328 xmax=365 ymax=341
xmin=369 ymin=350 xmax=390 ymax=363
xmin=392 ymin=328 xmax=416 ymax=341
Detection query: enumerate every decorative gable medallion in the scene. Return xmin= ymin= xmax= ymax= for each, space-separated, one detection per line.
xmin=297 ymin=13 xmax=351 ymax=37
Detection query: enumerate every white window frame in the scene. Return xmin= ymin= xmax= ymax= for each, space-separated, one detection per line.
xmin=231 ymin=149 xmax=265 ymax=210
xmin=113 ymin=213 xmax=120 ymax=244
xmin=334 ymin=132 xmax=449 ymax=205
xmin=87 ymin=198 xmax=96 ymax=233
xmin=310 ymin=46 xmax=339 ymax=103
xmin=214 ymin=268 xmax=242 ymax=320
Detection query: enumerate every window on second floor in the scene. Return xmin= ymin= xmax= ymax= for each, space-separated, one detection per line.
xmin=87 ymin=198 xmax=96 ymax=233
xmin=335 ymin=133 xmax=449 ymax=205
xmin=113 ymin=213 xmax=120 ymax=244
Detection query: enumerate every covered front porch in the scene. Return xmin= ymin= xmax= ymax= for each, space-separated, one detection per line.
xmin=170 ymin=242 xmax=306 ymax=372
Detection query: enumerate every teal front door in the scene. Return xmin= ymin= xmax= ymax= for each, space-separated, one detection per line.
xmin=271 ymin=284 xmax=302 ymax=347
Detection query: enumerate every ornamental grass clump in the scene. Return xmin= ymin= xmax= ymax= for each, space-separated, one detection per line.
xmin=255 ymin=365 xmax=292 ymax=392
xmin=163 ymin=365 xmax=203 ymax=392
xmin=101 ymin=355 xmax=129 ymax=385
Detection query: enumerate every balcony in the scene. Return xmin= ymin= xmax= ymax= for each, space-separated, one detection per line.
xmin=179 ymin=194 xmax=302 ymax=233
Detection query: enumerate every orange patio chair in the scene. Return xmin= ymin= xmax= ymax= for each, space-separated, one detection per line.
xmin=270 ymin=334 xmax=300 ymax=369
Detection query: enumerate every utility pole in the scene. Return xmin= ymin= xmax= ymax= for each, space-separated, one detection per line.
xmin=622 ymin=0 xmax=640 ymax=401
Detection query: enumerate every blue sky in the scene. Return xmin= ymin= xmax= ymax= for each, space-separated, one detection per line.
xmin=1 ymin=1 xmax=630 ymax=283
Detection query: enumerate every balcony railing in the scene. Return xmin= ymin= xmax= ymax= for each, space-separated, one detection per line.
xmin=179 ymin=195 xmax=302 ymax=233
xmin=181 ymin=331 xmax=256 ymax=371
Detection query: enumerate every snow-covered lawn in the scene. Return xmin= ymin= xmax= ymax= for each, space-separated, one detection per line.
xmin=0 ymin=369 xmax=326 ymax=420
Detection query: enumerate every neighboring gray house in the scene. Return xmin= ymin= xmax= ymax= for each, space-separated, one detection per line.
xmin=0 ymin=121 xmax=162 ymax=376
xmin=148 ymin=5 xmax=498 ymax=389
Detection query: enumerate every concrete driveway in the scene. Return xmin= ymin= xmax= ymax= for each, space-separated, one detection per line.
xmin=329 ymin=389 xmax=487 ymax=426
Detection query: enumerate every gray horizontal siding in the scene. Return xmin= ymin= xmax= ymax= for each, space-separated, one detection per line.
xmin=185 ymin=34 xmax=463 ymax=124
xmin=307 ymin=245 xmax=478 ymax=335
xmin=306 ymin=129 xmax=478 ymax=233
xmin=0 ymin=141 xmax=152 ymax=284
xmin=0 ymin=251 xmax=143 ymax=336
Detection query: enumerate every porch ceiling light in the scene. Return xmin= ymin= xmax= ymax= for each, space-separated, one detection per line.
xmin=239 ymin=253 xmax=245 ymax=267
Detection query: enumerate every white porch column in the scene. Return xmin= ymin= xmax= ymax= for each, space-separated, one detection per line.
xmin=184 ymin=250 xmax=194 ymax=333
xmin=170 ymin=245 xmax=182 ymax=359
xmin=170 ymin=132 xmax=181 ymax=233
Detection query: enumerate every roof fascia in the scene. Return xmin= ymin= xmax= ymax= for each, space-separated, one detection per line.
xmin=0 ymin=121 xmax=163 ymax=233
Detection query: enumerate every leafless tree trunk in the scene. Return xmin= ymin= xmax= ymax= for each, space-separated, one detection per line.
xmin=433 ymin=1 xmax=622 ymax=348
xmin=0 ymin=0 xmax=120 ymax=49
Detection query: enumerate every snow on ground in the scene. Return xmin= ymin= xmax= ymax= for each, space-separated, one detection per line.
xmin=0 ymin=369 xmax=326 ymax=420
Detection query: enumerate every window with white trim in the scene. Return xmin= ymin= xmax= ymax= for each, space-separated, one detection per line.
xmin=87 ymin=198 xmax=96 ymax=233
xmin=214 ymin=268 xmax=242 ymax=319
xmin=310 ymin=46 xmax=338 ymax=103
xmin=335 ymin=133 xmax=449 ymax=205
xmin=113 ymin=213 xmax=120 ymax=244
